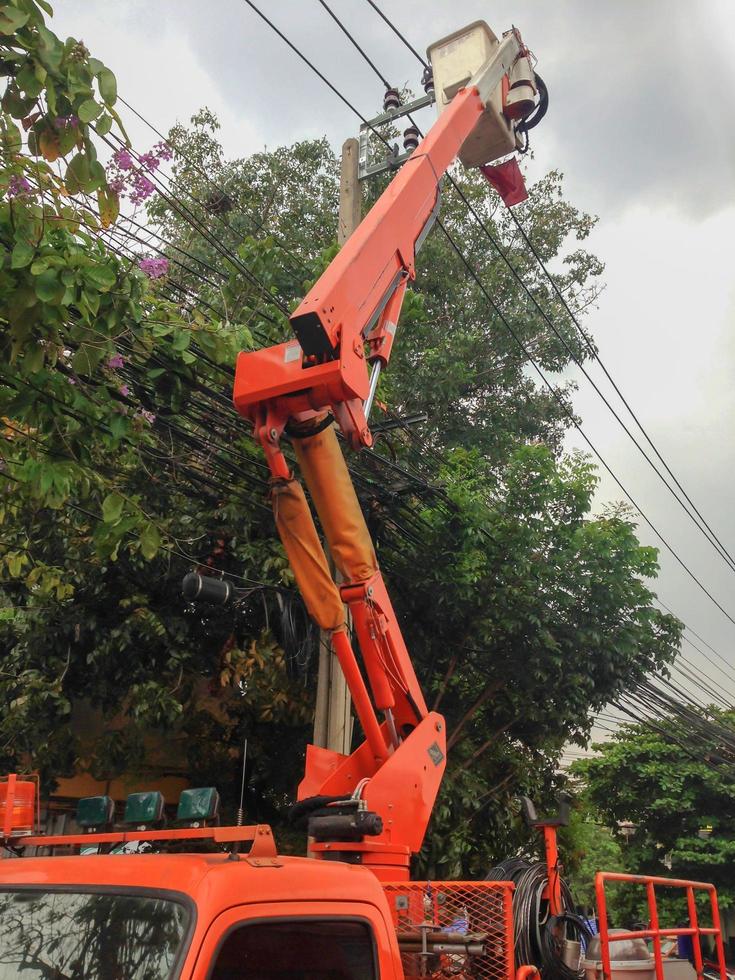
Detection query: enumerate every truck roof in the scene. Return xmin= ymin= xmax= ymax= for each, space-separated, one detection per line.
xmin=0 ymin=851 xmax=392 ymax=912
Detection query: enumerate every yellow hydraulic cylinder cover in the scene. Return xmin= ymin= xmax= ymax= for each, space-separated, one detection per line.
xmin=293 ymin=424 xmax=377 ymax=585
xmin=271 ymin=477 xmax=345 ymax=631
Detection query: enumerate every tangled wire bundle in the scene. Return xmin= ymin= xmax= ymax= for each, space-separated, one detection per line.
xmin=486 ymin=859 xmax=593 ymax=980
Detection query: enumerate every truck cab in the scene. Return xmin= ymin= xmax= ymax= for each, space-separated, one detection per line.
xmin=0 ymin=850 xmax=402 ymax=979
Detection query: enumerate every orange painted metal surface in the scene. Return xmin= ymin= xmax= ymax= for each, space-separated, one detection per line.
xmin=342 ymin=570 xmax=428 ymax=729
xmin=4 ymin=823 xmax=277 ymax=856
xmin=515 ymin=967 xmax=541 ymax=980
xmin=0 ymin=773 xmax=37 ymax=836
xmin=233 ymin=84 xmax=487 ymax=453
xmin=595 ymin=872 xmax=727 ymax=980
xmin=186 ymin=898 xmax=402 ymax=980
xmin=0 ymin=852 xmax=401 ymax=979
xmin=230 ymin=80 xmax=519 ymax=880
xmin=331 ymin=627 xmax=391 ymax=764
xmin=300 ymin=712 xmax=446 ymax=875
xmin=288 ymin=86 xmax=485 ymax=359
xmin=542 ymin=824 xmax=562 ymax=916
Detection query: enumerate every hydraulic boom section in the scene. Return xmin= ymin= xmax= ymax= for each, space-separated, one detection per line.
xmin=233 ymin=21 xmax=542 ymax=879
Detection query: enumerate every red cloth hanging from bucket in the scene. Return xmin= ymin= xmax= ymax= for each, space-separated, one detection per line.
xmin=479 ymin=156 xmax=528 ymax=207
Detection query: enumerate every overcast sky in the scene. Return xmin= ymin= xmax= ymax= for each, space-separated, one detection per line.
xmin=53 ymin=1 xmax=735 ymax=738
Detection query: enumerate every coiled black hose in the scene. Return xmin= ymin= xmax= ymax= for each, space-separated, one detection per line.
xmin=486 ymin=858 xmax=592 ymax=980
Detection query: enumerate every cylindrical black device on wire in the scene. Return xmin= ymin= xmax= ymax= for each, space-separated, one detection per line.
xmin=181 ymin=572 xmax=233 ymax=606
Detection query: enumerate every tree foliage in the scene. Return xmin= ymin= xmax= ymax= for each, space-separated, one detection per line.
xmin=574 ymin=716 xmax=735 ymax=910
xmin=0 ymin=4 xmax=682 ymax=871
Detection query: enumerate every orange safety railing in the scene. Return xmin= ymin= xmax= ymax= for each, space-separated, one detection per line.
xmin=595 ymin=872 xmax=727 ymax=980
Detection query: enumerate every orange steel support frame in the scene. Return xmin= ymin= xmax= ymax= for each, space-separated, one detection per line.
xmin=542 ymin=824 xmax=562 ymax=916
xmin=595 ymin=872 xmax=728 ymax=980
xmin=4 ymin=824 xmax=278 ymax=857
xmin=233 ymin=84 xmax=486 ymax=455
xmin=231 ymin=81 xmax=501 ymax=875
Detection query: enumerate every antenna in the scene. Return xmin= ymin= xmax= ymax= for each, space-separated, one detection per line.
xmin=236 ymin=736 xmax=248 ymax=827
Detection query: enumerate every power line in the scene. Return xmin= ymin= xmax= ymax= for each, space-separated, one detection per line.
xmin=354 ymin=0 xmax=735 ymax=578
xmin=117 ymin=96 xmax=311 ymax=278
xmin=506 ymin=205 xmax=735 ymax=574
xmin=658 ymin=597 xmax=735 ymax=679
xmin=317 ymin=0 xmax=392 ymax=90
xmin=362 ymin=0 xmax=429 ymax=68
xmin=238 ymin=0 xmax=735 ymax=637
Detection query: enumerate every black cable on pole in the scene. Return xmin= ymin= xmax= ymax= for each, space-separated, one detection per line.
xmin=682 ymin=634 xmax=735 ymax=690
xmin=241 ymin=0 xmax=378 ymax=131
xmin=444 ymin=174 xmax=735 ymax=576
xmin=101 ymin=131 xmax=293 ymax=319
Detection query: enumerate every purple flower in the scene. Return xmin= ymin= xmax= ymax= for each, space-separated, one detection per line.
xmin=107 ymin=173 xmax=126 ymax=194
xmin=54 ymin=115 xmax=78 ymax=129
xmin=119 ymin=383 xmax=130 ymax=397
xmin=113 ymin=148 xmax=134 ymax=171
xmin=139 ymin=151 xmax=160 ymax=172
xmin=7 ymin=174 xmax=32 ymax=199
xmin=67 ymin=376 xmax=77 ymax=385
xmin=136 ymin=409 xmax=156 ymax=425
xmin=129 ymin=173 xmax=155 ymax=204
xmin=154 ymin=141 xmax=173 ymax=162
xmin=138 ymin=257 xmax=169 ymax=279
xmin=108 ymin=353 xmax=125 ymax=370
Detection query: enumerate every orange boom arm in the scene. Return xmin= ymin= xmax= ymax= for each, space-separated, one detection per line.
xmin=232 ymin=25 xmax=536 ymax=878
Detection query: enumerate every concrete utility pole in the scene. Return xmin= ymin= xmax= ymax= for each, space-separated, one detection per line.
xmin=312 ymin=138 xmax=361 ymax=756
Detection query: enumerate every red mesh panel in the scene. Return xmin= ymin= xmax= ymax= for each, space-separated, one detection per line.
xmin=383 ymin=881 xmax=515 ymax=980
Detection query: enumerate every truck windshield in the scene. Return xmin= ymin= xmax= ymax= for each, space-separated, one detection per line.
xmin=0 ymin=888 xmax=190 ymax=979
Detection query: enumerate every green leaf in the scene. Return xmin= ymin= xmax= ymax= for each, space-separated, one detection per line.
xmin=35 ymin=23 xmax=63 ymax=72
xmin=44 ymin=78 xmax=57 ymax=116
xmin=139 ymin=522 xmax=161 ymax=560
xmin=71 ymin=343 xmax=105 ymax=375
xmin=2 ymin=84 xmax=34 ymax=119
xmin=16 ymin=63 xmax=43 ymax=99
xmin=84 ymin=262 xmax=116 ymax=291
xmin=0 ymin=8 xmax=30 ymax=33
xmin=64 ymin=152 xmax=90 ymax=195
xmin=24 ymin=344 xmax=44 ymax=374
xmin=77 ymin=98 xmax=102 ymax=124
xmin=34 ymin=269 xmax=62 ymax=302
xmin=1 ymin=118 xmax=22 ymax=153
xmin=172 ymin=330 xmax=191 ymax=352
xmin=11 ymin=239 xmax=35 ymax=269
xmin=95 ymin=112 xmax=112 ymax=136
xmin=88 ymin=158 xmax=106 ymax=191
xmin=97 ymin=185 xmax=119 ymax=228
xmin=97 ymin=67 xmax=117 ymax=106
xmin=102 ymin=492 xmax=125 ymax=524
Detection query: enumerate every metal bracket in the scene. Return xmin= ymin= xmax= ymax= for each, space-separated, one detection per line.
xmin=358 ymin=91 xmax=435 ymax=181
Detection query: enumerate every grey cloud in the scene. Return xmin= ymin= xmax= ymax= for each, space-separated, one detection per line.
xmin=64 ymin=1 xmax=735 ymax=216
